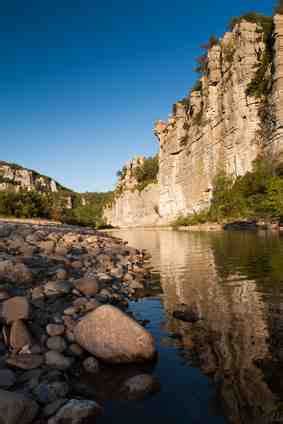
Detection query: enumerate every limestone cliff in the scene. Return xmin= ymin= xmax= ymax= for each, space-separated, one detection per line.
xmin=105 ymin=14 xmax=283 ymax=227
xmin=0 ymin=161 xmax=65 ymax=193
xmin=103 ymin=157 xmax=161 ymax=227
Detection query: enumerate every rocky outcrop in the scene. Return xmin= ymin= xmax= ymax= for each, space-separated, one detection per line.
xmin=0 ymin=161 xmax=63 ymax=193
xmin=154 ymin=19 xmax=269 ymax=220
xmin=105 ymin=15 xmax=283 ymax=227
xmin=104 ymin=157 xmax=161 ymax=227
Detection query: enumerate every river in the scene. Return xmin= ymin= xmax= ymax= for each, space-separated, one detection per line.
xmin=96 ymin=229 xmax=283 ymax=424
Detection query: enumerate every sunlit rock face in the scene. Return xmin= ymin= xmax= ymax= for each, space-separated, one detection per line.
xmin=0 ymin=162 xmax=58 ymax=193
xmin=154 ymin=21 xmax=266 ymax=221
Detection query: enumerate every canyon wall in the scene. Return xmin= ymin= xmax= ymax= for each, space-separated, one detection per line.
xmin=0 ymin=161 xmax=60 ymax=193
xmin=105 ymin=15 xmax=283 ymax=227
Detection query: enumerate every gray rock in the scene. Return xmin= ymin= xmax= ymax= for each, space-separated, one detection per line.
xmin=46 ymin=336 xmax=67 ymax=353
xmin=0 ymin=369 xmax=16 ymax=388
xmin=83 ymin=357 xmax=99 ymax=374
xmin=121 ymin=374 xmax=159 ymax=400
xmin=48 ymin=399 xmax=102 ymax=424
xmin=45 ymin=351 xmax=72 ymax=370
xmin=33 ymin=381 xmax=69 ymax=404
xmin=0 ymin=389 xmax=38 ymax=424
xmin=44 ymin=281 xmax=73 ymax=296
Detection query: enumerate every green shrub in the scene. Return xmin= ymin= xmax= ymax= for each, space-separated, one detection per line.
xmin=133 ymin=155 xmax=159 ymax=191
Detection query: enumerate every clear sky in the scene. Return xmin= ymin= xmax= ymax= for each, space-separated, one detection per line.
xmin=1 ymin=0 xmax=273 ymax=192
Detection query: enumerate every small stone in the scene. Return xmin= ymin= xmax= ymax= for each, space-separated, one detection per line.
xmin=83 ymin=357 xmax=99 ymax=374
xmin=33 ymin=381 xmax=69 ymax=404
xmin=73 ymin=278 xmax=99 ymax=296
xmin=2 ymin=297 xmax=29 ymax=324
xmin=69 ymin=343 xmax=84 ymax=357
xmin=44 ymin=281 xmax=73 ymax=296
xmin=6 ymin=354 xmax=44 ymax=370
xmin=72 ymin=261 xmax=82 ymax=269
xmin=48 ymin=399 xmax=102 ymax=424
xmin=46 ymin=324 xmax=65 ymax=337
xmin=64 ymin=306 xmax=77 ymax=316
xmin=0 ymin=289 xmax=10 ymax=301
xmin=46 ymin=336 xmax=67 ymax=353
xmin=43 ymin=399 xmax=67 ymax=417
xmin=56 ymin=269 xmax=67 ymax=280
xmin=45 ymin=351 xmax=72 ymax=370
xmin=0 ymin=369 xmax=16 ymax=388
xmin=121 ymin=374 xmax=159 ymax=400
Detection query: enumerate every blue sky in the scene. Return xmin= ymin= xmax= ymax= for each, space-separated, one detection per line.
xmin=1 ymin=0 xmax=273 ymax=192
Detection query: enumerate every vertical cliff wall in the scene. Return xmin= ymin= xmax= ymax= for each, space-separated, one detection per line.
xmin=105 ymin=15 xmax=283 ymax=227
xmin=154 ymin=19 xmax=270 ymax=220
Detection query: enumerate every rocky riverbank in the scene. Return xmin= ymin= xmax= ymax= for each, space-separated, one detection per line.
xmin=0 ymin=221 xmax=157 ymax=423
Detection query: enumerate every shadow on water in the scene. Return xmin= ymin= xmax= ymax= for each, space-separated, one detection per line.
xmin=94 ymin=229 xmax=283 ymax=424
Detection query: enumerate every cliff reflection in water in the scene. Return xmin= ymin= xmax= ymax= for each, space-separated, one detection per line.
xmin=114 ymin=229 xmax=283 ymax=424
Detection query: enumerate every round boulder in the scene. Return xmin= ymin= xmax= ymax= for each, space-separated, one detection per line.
xmin=74 ymin=305 xmax=156 ymax=364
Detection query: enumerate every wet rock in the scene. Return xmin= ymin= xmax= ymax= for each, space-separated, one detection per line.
xmin=46 ymin=324 xmax=65 ymax=337
xmin=43 ymin=399 xmax=67 ymax=417
xmin=46 ymin=336 xmax=67 ymax=353
xmin=121 ymin=374 xmax=159 ymax=400
xmin=10 ymin=320 xmax=32 ymax=351
xmin=33 ymin=381 xmax=69 ymax=404
xmin=73 ymin=278 xmax=99 ymax=296
xmin=2 ymin=296 xmax=30 ymax=324
xmin=74 ymin=305 xmax=156 ymax=363
xmin=0 ymin=369 xmax=16 ymax=388
xmin=0 ymin=389 xmax=38 ymax=424
xmin=45 ymin=351 xmax=72 ymax=370
xmin=69 ymin=343 xmax=83 ymax=357
xmin=83 ymin=357 xmax=99 ymax=374
xmin=173 ymin=305 xmax=201 ymax=323
xmin=48 ymin=399 xmax=102 ymax=424
xmin=6 ymin=354 xmax=44 ymax=370
xmin=0 ymin=289 xmax=10 ymax=301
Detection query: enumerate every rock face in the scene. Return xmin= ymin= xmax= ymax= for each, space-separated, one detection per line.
xmin=104 ymin=16 xmax=283 ymax=226
xmin=0 ymin=161 xmax=60 ymax=193
xmin=104 ymin=157 xmax=161 ymax=227
xmin=74 ymin=305 xmax=156 ymax=363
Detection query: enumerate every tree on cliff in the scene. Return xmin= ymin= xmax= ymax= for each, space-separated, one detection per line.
xmin=275 ymin=0 xmax=283 ymax=14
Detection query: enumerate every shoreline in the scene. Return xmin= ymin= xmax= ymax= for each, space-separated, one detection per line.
xmin=0 ymin=220 xmax=157 ymax=423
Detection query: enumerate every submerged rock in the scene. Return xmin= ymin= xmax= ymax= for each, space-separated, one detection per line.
xmin=0 ymin=389 xmax=38 ymax=424
xmin=74 ymin=305 xmax=156 ymax=363
xmin=48 ymin=399 xmax=102 ymax=424
xmin=121 ymin=374 xmax=159 ymax=400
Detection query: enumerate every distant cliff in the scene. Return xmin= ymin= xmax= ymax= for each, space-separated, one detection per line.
xmin=0 ymin=161 xmax=67 ymax=194
xmin=104 ymin=13 xmax=283 ymax=227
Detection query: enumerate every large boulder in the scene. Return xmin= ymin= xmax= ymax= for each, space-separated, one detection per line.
xmin=74 ymin=305 xmax=156 ymax=363
xmin=0 ymin=389 xmax=38 ymax=424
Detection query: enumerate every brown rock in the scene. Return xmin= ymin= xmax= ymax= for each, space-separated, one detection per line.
xmin=10 ymin=320 xmax=32 ymax=351
xmin=73 ymin=278 xmax=99 ymax=296
xmin=0 ymin=389 xmax=38 ymax=424
xmin=2 ymin=297 xmax=29 ymax=324
xmin=74 ymin=305 xmax=156 ymax=364
xmin=6 ymin=354 xmax=44 ymax=370
xmin=46 ymin=324 xmax=65 ymax=337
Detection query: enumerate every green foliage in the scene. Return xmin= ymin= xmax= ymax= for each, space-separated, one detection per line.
xmin=116 ymin=166 xmax=127 ymax=180
xmin=275 ymin=0 xmax=283 ymax=14
xmin=0 ymin=188 xmax=113 ymax=229
xmin=229 ymin=13 xmax=272 ymax=32
xmin=0 ymin=191 xmax=51 ymax=219
xmin=191 ymin=79 xmax=202 ymax=93
xmin=172 ymin=158 xmax=283 ymax=227
xmin=172 ymin=210 xmax=210 ymax=228
xmin=133 ymin=155 xmax=159 ymax=192
xmin=61 ymin=192 xmax=114 ymax=228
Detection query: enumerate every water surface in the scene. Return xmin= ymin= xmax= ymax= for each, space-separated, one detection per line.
xmin=97 ymin=229 xmax=283 ymax=424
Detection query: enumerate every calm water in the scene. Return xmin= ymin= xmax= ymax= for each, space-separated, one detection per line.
xmin=96 ymin=229 xmax=283 ymax=424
